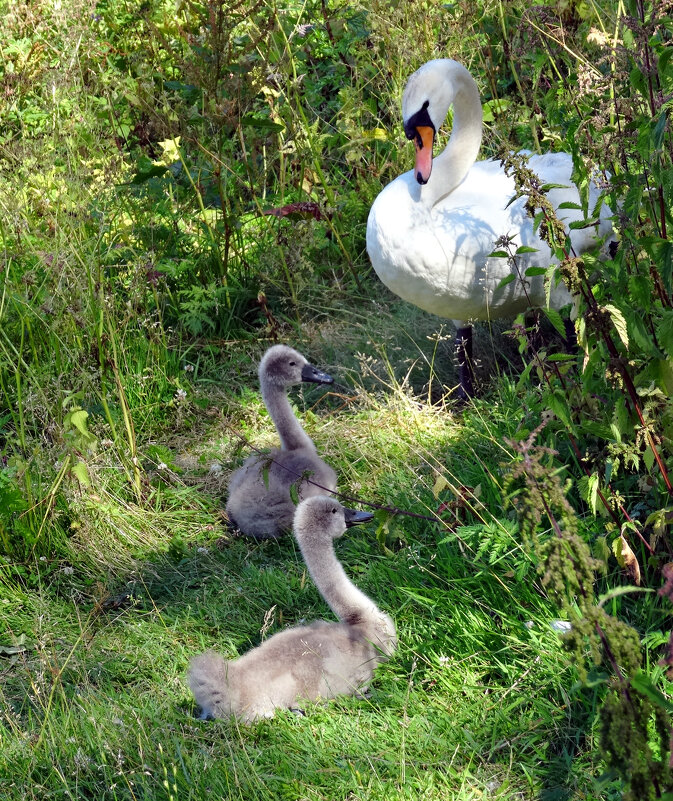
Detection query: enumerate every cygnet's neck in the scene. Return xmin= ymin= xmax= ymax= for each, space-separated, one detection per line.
xmin=299 ymin=533 xmax=382 ymax=629
xmin=262 ymin=382 xmax=315 ymax=452
xmin=422 ymin=60 xmax=483 ymax=208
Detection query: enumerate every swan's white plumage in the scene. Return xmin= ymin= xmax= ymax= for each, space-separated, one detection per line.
xmin=366 ymin=59 xmax=614 ymax=326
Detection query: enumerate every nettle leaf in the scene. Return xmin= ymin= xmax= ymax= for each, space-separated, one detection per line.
xmin=642 ymin=236 xmax=673 ymax=296
xmin=72 ymin=461 xmax=91 ymax=487
xmin=130 ymin=164 xmax=169 ymax=185
xmin=545 ymin=388 xmax=572 ymax=428
xmin=643 ymin=443 xmax=655 ymax=471
xmin=631 ymin=670 xmax=673 ymax=713
xmin=658 ymin=44 xmax=673 ymax=83
xmin=495 ymin=273 xmax=516 ymax=290
xmin=289 ymin=481 xmax=300 ymax=506
xmin=543 ymin=307 xmax=566 ymax=338
xmin=578 ymin=473 xmax=600 ymax=515
xmin=69 ymin=409 xmax=90 ymax=438
xmin=488 ymin=250 xmax=510 ymax=259
xmin=241 ymin=115 xmax=285 ymax=132
xmin=626 ymin=308 xmax=657 ymax=355
xmin=652 ymin=110 xmax=668 ymax=150
xmin=623 ymin=181 xmax=644 ymax=222
xmin=656 ymin=310 xmax=673 ymax=359
xmin=524 ymin=266 xmax=547 ymax=276
xmin=628 ymin=273 xmax=654 ymax=308
xmin=557 ymin=201 xmax=582 ymax=210
xmin=515 ymin=245 xmax=539 ymax=255
xmin=637 ymin=358 xmax=673 ymax=396
xmin=604 ymin=304 xmax=629 ymax=350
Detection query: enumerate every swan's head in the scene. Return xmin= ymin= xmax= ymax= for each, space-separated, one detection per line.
xmin=402 ymin=59 xmax=480 ymax=185
xmin=258 ymin=345 xmax=333 ymax=389
xmin=294 ymin=496 xmax=374 ymax=545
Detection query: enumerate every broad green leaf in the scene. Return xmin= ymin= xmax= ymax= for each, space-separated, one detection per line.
xmin=241 ymin=115 xmax=285 ymax=132
xmin=130 ymin=164 xmax=169 ymax=184
xmin=481 ymin=98 xmax=510 ymax=122
xmin=656 ymin=310 xmax=673 ymax=359
xmin=652 ymin=110 xmax=668 ymax=150
xmin=543 ymin=307 xmax=566 ymax=338
xmin=578 ymin=473 xmax=599 ymax=515
xmin=489 ymin=250 xmax=510 ymax=259
xmin=604 ymin=304 xmax=629 ymax=349
xmin=495 ymin=273 xmax=516 ymax=290
xmin=545 ymin=388 xmax=572 ymax=428
xmin=569 ymin=216 xmax=601 ymax=230
xmin=515 ymin=245 xmax=539 ymax=255
xmin=72 ymin=461 xmax=91 ymax=487
xmin=631 ymin=670 xmax=673 ymax=712
xmin=557 ymin=201 xmax=582 ymax=210
xmin=70 ymin=409 xmax=90 ymax=437
xmin=524 ymin=266 xmax=547 ymax=277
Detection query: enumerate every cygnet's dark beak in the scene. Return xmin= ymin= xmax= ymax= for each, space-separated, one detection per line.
xmin=343 ymin=508 xmax=375 ymax=528
xmin=301 ymin=363 xmax=334 ymax=385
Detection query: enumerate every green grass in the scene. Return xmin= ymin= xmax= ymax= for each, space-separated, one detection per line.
xmin=1 ymin=0 xmax=672 ymax=797
xmin=1 ymin=371 xmax=625 ymax=800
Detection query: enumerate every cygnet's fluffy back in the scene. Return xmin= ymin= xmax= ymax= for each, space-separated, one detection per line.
xmin=225 ymin=346 xmax=337 ymax=538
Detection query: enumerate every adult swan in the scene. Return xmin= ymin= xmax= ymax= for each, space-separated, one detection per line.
xmin=366 ymin=58 xmax=614 ymax=397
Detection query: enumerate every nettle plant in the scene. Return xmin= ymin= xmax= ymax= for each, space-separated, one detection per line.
xmin=498 ymin=1 xmax=673 ymax=550
xmin=496 ymin=3 xmax=673 ymax=797
xmin=503 ymin=422 xmax=672 ymax=800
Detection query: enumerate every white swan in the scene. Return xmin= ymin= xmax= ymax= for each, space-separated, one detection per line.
xmin=366 ymin=58 xmax=614 ymax=396
xmin=189 ymin=496 xmax=397 ymax=722
xmin=226 ymin=345 xmax=337 ymax=538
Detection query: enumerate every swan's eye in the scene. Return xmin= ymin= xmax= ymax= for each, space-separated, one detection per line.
xmin=289 ymin=361 xmax=296 ymax=366
xmin=331 ymin=508 xmax=336 ymax=514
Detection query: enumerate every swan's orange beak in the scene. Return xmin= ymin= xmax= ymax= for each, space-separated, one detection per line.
xmin=413 ymin=125 xmax=435 ymax=185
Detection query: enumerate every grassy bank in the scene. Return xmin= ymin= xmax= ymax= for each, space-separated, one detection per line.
xmin=1 ymin=0 xmax=672 ymax=798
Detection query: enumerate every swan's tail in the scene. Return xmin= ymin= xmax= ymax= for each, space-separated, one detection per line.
xmin=188 ymin=650 xmax=237 ymax=720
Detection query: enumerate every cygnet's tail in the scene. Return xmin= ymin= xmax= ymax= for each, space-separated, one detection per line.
xmin=188 ymin=650 xmax=236 ymax=720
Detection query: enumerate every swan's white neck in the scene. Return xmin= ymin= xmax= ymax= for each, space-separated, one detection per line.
xmin=299 ymin=533 xmax=382 ymax=631
xmin=408 ymin=60 xmax=483 ymax=208
xmin=261 ymin=383 xmax=315 ymax=452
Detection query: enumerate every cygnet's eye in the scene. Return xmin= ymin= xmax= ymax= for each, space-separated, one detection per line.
xmin=331 ymin=508 xmax=337 ymax=514
xmin=289 ymin=361 xmax=296 ymax=366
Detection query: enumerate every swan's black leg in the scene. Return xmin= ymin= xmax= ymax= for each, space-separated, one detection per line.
xmin=454 ymin=325 xmax=474 ymax=400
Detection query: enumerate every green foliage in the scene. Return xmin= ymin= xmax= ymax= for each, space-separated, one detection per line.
xmin=504 ymin=422 xmax=672 ymax=798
